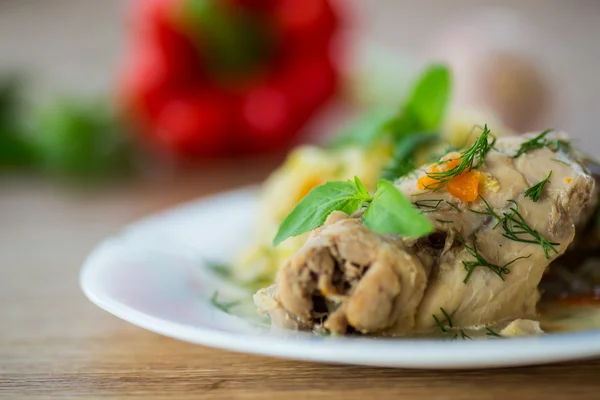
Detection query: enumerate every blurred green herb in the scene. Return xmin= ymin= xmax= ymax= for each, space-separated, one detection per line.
xmin=0 ymin=74 xmax=136 ymax=179
xmin=486 ymin=327 xmax=502 ymax=337
xmin=380 ymin=132 xmax=438 ymax=181
xmin=32 ymin=99 xmax=134 ymax=177
xmin=0 ymin=77 xmax=36 ymax=167
xmin=387 ymin=64 xmax=452 ymax=135
xmin=330 ymin=65 xmax=452 ymax=181
xmin=329 ymin=108 xmax=396 ymax=149
xmin=210 ymin=290 xmax=242 ymax=313
xmin=204 ymin=259 xmax=270 ymax=291
xmin=551 ymin=158 xmax=569 ymax=166
xmin=205 ymin=260 xmax=233 ymax=279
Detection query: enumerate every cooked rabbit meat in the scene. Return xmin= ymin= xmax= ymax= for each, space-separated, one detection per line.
xmin=256 ymin=132 xmax=597 ymax=335
xmin=255 ymin=211 xmax=428 ymax=335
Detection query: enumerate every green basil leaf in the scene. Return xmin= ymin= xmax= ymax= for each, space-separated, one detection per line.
xmin=328 ymin=108 xmax=395 ymax=148
xmin=329 ymin=64 xmax=451 ymax=150
xmin=362 ymin=180 xmax=434 ymax=237
xmin=273 ymin=180 xmax=366 ymax=246
xmin=380 ymin=132 xmax=439 ymax=181
xmin=403 ymin=64 xmax=451 ymax=132
xmin=354 ymin=176 xmax=372 ymax=201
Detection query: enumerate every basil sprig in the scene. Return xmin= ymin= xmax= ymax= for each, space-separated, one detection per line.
xmin=273 ymin=177 xmax=433 ymax=246
xmin=329 ymin=64 xmax=452 ymax=181
xmin=330 ymin=64 xmax=451 ymax=148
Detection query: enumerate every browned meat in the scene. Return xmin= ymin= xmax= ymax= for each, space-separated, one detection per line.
xmin=255 ymin=211 xmax=428 ymax=335
xmin=256 ymin=132 xmax=597 ymax=336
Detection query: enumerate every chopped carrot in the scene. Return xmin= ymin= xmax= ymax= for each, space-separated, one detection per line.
xmin=447 ymin=171 xmax=483 ymax=202
xmin=439 ymin=157 xmax=460 ymax=171
xmin=565 ymin=177 xmax=572 ymax=184
xmin=417 ymin=158 xmax=462 ymax=190
xmin=417 ymin=175 xmax=443 ymax=190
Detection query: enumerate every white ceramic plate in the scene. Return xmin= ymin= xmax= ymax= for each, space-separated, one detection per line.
xmin=81 ymin=187 xmax=600 ymax=369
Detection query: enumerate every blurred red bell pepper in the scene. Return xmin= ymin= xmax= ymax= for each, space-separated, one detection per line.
xmin=120 ymin=0 xmax=341 ymax=159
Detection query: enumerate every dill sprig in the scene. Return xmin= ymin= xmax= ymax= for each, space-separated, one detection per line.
xmin=424 ymin=124 xmax=496 ymax=191
xmin=453 ymin=330 xmax=472 ymax=341
xmin=551 ymin=158 xmax=569 ymax=166
xmin=457 ymin=234 xmax=531 ymax=283
xmin=433 ymin=307 xmax=452 ymax=333
xmin=469 ymin=195 xmax=503 ymax=227
xmin=210 ymin=291 xmax=242 ymax=313
xmin=441 ymin=307 xmax=453 ymax=327
xmin=513 ymin=129 xmax=569 ymax=158
xmin=434 ymin=308 xmax=472 ymax=340
xmin=501 ymin=200 xmax=560 ymax=259
xmin=486 ymin=327 xmax=502 ymax=337
xmin=513 ymin=129 xmax=553 ymax=158
xmin=446 ymin=201 xmax=461 ymax=212
xmin=524 ymin=171 xmax=552 ymax=202
xmin=469 ymin=196 xmax=560 ymax=259
xmin=433 ymin=315 xmax=447 ymax=333
xmin=415 ymin=199 xmax=444 ymax=213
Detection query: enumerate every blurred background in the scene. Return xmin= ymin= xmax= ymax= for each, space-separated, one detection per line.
xmin=1 ymin=0 xmax=600 ymax=306
xmin=2 ymin=1 xmax=600 ymax=176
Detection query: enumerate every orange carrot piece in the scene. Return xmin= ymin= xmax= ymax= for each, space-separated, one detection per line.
xmin=447 ymin=171 xmax=483 ymax=202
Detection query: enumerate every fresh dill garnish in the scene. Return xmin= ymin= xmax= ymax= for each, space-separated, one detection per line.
xmin=469 ymin=196 xmax=560 ymax=259
xmin=513 ymin=129 xmax=553 ymax=157
xmin=436 ymin=219 xmax=453 ymax=224
xmin=548 ymin=138 xmax=572 ymax=153
xmin=424 ymin=125 xmax=496 ymax=191
xmin=469 ymin=195 xmax=502 ymax=227
xmin=457 ymin=234 xmax=532 ymax=283
xmin=453 ymin=330 xmax=472 ymax=341
xmin=486 ymin=327 xmax=502 ymax=337
xmin=433 ymin=314 xmax=447 ymax=333
xmin=204 ymin=260 xmax=270 ymax=290
xmin=381 ymin=133 xmax=439 ymax=181
xmin=205 ymin=260 xmax=232 ymax=278
xmin=210 ymin=291 xmax=242 ymax=313
xmin=524 ymin=171 xmax=552 ymax=202
xmin=512 ymin=129 xmax=569 ymax=158
xmin=446 ymin=201 xmax=460 ymax=212
xmin=434 ymin=307 xmax=453 ymax=334
xmin=415 ymin=199 xmax=444 ymax=212
xmin=440 ymin=307 xmax=453 ymax=327
xmin=434 ymin=308 xmax=472 ymax=340
xmin=501 ymin=200 xmax=560 ymax=259
xmin=551 ymin=158 xmax=569 ymax=166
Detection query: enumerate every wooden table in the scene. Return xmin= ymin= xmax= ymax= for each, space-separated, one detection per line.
xmin=2 ymin=159 xmax=600 ymax=400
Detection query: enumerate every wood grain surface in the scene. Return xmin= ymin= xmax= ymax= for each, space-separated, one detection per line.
xmin=2 ymin=158 xmax=600 ymax=400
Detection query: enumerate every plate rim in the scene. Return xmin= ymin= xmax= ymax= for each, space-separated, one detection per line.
xmin=80 ymin=187 xmax=600 ymax=369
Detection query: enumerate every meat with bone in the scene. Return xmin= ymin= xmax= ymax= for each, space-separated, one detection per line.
xmin=255 ymin=132 xmax=597 ymax=335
